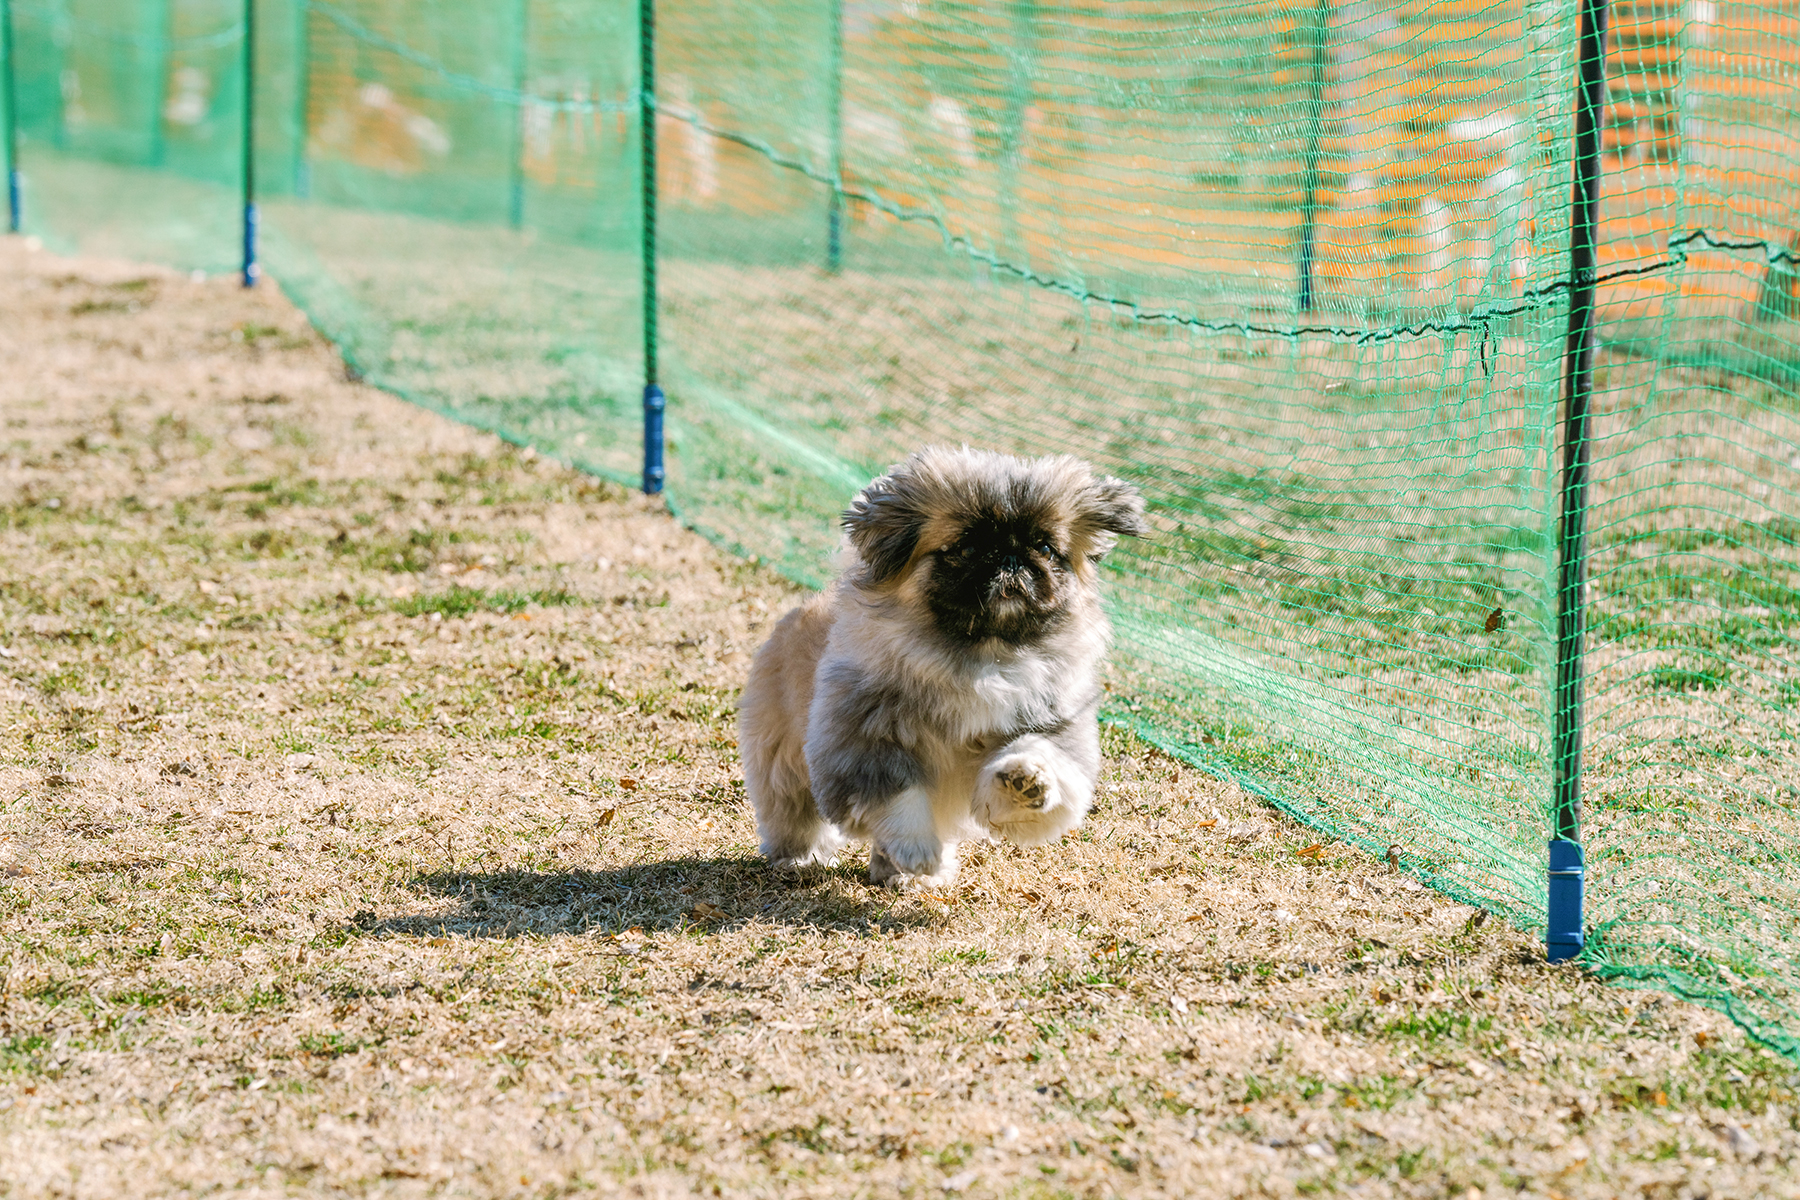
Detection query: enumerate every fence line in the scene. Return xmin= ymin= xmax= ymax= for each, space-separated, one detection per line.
xmin=1 ymin=0 xmax=17 ymax=233
xmin=4 ymin=0 xmax=1798 ymax=1057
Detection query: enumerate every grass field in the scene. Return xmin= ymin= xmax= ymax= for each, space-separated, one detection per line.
xmin=3 ymin=238 xmax=1800 ymax=1198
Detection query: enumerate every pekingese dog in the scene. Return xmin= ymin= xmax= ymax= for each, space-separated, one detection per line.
xmin=738 ymin=446 xmax=1147 ymax=889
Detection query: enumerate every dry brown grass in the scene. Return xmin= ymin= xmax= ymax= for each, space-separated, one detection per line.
xmin=2 ymin=238 xmax=1798 ymax=1198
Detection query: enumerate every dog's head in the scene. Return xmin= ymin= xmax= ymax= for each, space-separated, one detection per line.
xmin=843 ymin=446 xmax=1147 ymax=646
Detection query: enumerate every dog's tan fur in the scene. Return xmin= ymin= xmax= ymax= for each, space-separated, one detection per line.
xmin=739 ymin=446 xmax=1146 ymax=888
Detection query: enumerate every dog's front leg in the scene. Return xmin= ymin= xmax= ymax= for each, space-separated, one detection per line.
xmin=805 ymin=677 xmax=948 ymax=888
xmin=976 ymin=720 xmax=1100 ymax=846
xmin=864 ymin=786 xmax=961 ymax=889
xmin=816 ymin=770 xmax=952 ymax=889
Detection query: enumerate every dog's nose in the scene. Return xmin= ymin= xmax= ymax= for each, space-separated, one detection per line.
xmin=991 ymin=563 xmax=1031 ymax=598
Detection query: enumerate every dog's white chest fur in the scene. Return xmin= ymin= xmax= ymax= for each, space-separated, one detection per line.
xmin=838 ymin=603 xmax=1099 ymax=747
xmin=952 ymin=649 xmax=1066 ymax=743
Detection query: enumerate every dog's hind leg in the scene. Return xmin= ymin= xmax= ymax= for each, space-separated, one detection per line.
xmin=747 ymin=736 xmax=843 ymax=868
xmin=738 ymin=595 xmax=843 ymax=869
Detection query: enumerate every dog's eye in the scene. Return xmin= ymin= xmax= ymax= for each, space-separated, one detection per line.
xmin=1036 ymin=541 xmax=1057 ymax=558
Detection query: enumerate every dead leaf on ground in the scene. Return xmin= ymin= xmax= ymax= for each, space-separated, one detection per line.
xmin=1485 ymin=606 xmax=1506 ymax=633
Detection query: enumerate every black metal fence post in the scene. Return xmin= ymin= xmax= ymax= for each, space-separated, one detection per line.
xmin=1549 ymin=0 xmax=1612 ymax=963
xmin=293 ymin=0 xmax=311 ymax=197
xmin=242 ymin=0 xmax=258 ymax=286
xmin=640 ymin=0 xmax=664 ymax=495
xmin=825 ymin=0 xmax=843 ymax=272
xmin=507 ymin=0 xmax=528 ymax=230
xmin=1 ymin=0 xmax=19 ymax=233
xmin=1296 ymin=0 xmax=1330 ymax=314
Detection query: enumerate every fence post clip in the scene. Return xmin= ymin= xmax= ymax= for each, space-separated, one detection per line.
xmin=1547 ymin=838 xmax=1584 ymax=962
xmin=642 ymin=384 xmax=666 ymax=495
xmin=242 ymin=201 xmax=259 ymax=287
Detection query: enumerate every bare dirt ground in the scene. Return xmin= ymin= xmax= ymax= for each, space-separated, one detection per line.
xmin=1 ymin=237 xmax=1798 ymax=1199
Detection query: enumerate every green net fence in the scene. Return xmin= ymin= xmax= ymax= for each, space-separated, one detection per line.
xmin=7 ymin=0 xmax=1798 ymax=1052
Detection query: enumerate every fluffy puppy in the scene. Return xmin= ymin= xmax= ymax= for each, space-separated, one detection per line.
xmin=738 ymin=446 xmax=1146 ymax=888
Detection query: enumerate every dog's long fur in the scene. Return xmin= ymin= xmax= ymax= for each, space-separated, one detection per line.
xmin=739 ymin=446 xmax=1146 ymax=888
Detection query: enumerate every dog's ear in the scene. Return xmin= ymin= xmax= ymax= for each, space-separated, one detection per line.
xmin=1080 ymin=475 xmax=1148 ymax=542
xmin=844 ymin=470 xmax=928 ymax=584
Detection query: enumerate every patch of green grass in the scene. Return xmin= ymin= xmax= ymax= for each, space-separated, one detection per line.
xmin=235 ymin=527 xmax=299 ymax=557
xmin=36 ymin=665 xmax=89 ymax=696
xmin=1380 ymin=1008 xmax=1491 ymax=1043
xmin=1339 ymin=1073 xmax=1411 ymax=1111
xmin=328 ymin=526 xmax=464 ymax=573
xmin=71 ymin=298 xmax=136 ymax=315
xmin=1647 ymin=663 xmax=1730 ymax=692
xmin=1601 ymin=557 xmax=1800 ymax=616
xmin=393 ymin=585 xmax=582 ymax=618
xmin=1603 ymin=786 xmax=1692 ymax=814
xmin=106 ymin=987 xmax=196 ymax=1012
xmin=297 ymin=1032 xmax=369 ymax=1058
xmin=0 ymin=1034 xmax=56 ymax=1074
xmin=239 ymin=476 xmax=326 ymax=517
xmin=1676 ymin=1048 xmax=1799 ymax=1113
xmin=1591 ymin=604 xmax=1795 ymax=654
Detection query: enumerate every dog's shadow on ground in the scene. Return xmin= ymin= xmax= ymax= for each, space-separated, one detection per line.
xmin=360 ymin=853 xmax=937 ymax=940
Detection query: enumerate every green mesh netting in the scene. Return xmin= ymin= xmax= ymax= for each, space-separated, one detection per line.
xmin=8 ymin=0 xmax=1798 ymax=1054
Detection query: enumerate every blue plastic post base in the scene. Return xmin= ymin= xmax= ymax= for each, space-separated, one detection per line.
xmin=1547 ymin=838 xmax=1584 ymax=962
xmin=642 ymin=384 xmax=666 ymax=495
xmin=7 ymin=169 xmax=20 ymax=234
xmin=242 ymin=202 xmax=259 ymax=288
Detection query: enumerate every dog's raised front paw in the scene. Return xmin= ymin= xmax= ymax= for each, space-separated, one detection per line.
xmin=996 ymin=762 xmax=1053 ymax=810
xmin=980 ymin=752 xmax=1061 ymax=821
xmin=977 ymin=750 xmax=1085 ymax=846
